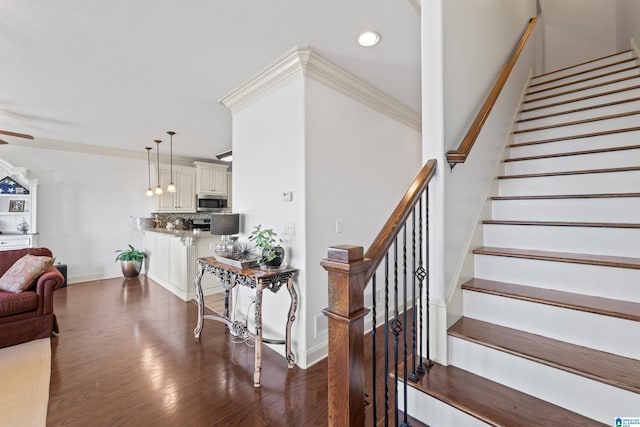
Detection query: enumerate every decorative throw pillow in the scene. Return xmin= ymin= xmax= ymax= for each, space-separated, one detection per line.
xmin=0 ymin=254 xmax=55 ymax=293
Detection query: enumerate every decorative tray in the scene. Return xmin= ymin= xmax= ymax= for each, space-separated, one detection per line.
xmin=213 ymin=254 xmax=260 ymax=268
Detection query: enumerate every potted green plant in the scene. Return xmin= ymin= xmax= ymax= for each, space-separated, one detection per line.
xmin=115 ymin=244 xmax=147 ymax=278
xmin=248 ymin=225 xmax=284 ymax=268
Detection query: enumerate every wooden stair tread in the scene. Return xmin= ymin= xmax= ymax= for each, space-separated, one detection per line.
xmin=524 ymin=75 xmax=640 ymax=105
xmin=448 ymin=317 xmax=640 ymax=393
xmin=526 ymin=66 xmax=639 ymax=96
xmin=410 ymin=362 xmax=606 ymax=426
xmin=492 ymin=192 xmax=640 ymax=200
xmin=472 ymin=246 xmax=640 ymax=269
xmin=505 ymin=144 xmax=640 ymax=162
xmin=483 ymin=219 xmax=640 ymax=228
xmin=518 ymin=96 xmax=640 ymax=123
xmin=532 ymin=50 xmax=632 ymax=80
xmin=529 ymin=58 xmax=638 ymax=89
xmin=521 ymin=84 xmax=640 ymax=113
xmin=498 ymin=166 xmax=640 ymax=179
xmin=461 ymin=278 xmax=640 ymax=322
xmin=513 ymin=110 xmax=640 ymax=134
xmin=509 ymin=126 xmax=640 ymax=147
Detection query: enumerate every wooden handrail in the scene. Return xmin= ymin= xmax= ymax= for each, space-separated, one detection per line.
xmin=446 ymin=16 xmax=538 ymax=168
xmin=363 ymin=159 xmax=437 ymax=282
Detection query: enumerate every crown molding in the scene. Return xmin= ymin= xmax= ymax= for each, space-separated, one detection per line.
xmin=3 ymin=137 xmax=210 ymax=167
xmin=219 ymin=46 xmax=421 ymax=131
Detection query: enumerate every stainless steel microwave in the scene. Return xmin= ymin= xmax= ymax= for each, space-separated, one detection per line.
xmin=196 ymin=194 xmax=228 ymax=212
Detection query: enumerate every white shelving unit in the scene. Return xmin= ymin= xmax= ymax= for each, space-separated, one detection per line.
xmin=0 ymin=159 xmax=38 ymax=250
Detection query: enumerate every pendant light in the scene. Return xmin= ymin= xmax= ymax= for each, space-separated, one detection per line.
xmin=166 ymin=131 xmax=176 ymax=193
xmin=154 ymin=139 xmax=163 ymax=195
xmin=145 ymin=147 xmax=154 ymax=196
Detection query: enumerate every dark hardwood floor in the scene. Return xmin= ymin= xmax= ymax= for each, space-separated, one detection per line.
xmin=47 ymin=276 xmax=328 ymax=426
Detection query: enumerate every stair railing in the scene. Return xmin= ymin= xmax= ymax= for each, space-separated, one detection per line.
xmin=321 ymin=159 xmax=436 ymax=426
xmin=446 ymin=16 xmax=538 ymax=169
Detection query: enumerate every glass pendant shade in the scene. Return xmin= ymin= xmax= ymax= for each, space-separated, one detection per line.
xmin=154 ymin=139 xmax=163 ymax=194
xmin=166 ymin=131 xmax=177 ymax=193
xmin=145 ymin=147 xmax=154 ymax=197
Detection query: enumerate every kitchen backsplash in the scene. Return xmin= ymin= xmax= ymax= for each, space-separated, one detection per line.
xmin=151 ymin=212 xmax=211 ymax=230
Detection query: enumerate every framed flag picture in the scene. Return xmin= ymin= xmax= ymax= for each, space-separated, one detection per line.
xmin=9 ymin=200 xmax=25 ymax=212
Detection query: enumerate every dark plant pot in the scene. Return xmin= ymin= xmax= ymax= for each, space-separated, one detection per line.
xmin=120 ymin=260 xmax=142 ymax=278
xmin=262 ymin=246 xmax=284 ymax=268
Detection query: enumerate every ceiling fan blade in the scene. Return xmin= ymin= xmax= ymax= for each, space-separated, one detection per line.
xmin=0 ymin=139 xmax=8 ymax=145
xmin=0 ymin=130 xmax=34 ymax=139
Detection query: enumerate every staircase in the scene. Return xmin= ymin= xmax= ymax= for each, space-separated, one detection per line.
xmin=411 ymin=50 xmax=640 ymax=425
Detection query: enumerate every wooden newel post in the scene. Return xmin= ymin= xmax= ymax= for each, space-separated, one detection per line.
xmin=321 ymin=245 xmax=372 ymax=427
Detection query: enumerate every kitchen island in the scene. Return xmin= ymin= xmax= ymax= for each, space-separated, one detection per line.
xmin=142 ymin=228 xmax=222 ymax=301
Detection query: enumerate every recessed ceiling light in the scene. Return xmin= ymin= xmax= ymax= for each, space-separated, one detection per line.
xmin=358 ymin=31 xmax=380 ymax=47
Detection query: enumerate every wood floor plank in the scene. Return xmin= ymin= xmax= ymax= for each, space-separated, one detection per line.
xmin=48 ymin=276 xmax=329 ymax=427
xmin=410 ymin=363 xmax=606 ymax=426
xmin=461 ymin=278 xmax=640 ymax=322
xmin=482 ymin=219 xmax=640 ymax=228
xmin=491 ymin=192 xmax=640 ymax=200
xmin=505 ymin=144 xmax=640 ymax=162
xmin=473 ymin=246 xmax=640 ymax=269
xmin=509 ymin=126 xmax=640 ymax=147
xmin=448 ymin=317 xmax=640 ymax=393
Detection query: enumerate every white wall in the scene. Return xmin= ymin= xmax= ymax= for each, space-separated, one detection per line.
xmin=422 ymin=0 xmax=537 ymax=363
xmin=539 ymin=0 xmax=617 ymax=72
xmin=305 ymin=78 xmax=422 ymax=363
xmin=231 ymin=76 xmax=308 ymax=363
xmin=616 ymin=0 xmax=640 ymax=50
xmin=0 ymin=146 xmax=151 ymax=283
xmin=230 ymin=68 xmax=421 ymax=368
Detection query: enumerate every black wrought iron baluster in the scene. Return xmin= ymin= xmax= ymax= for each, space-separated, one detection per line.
xmin=384 ymin=254 xmax=390 ymax=427
xmin=401 ymin=224 xmax=411 ymax=427
xmin=416 ymin=196 xmax=427 ymax=375
xmin=424 ymin=191 xmax=432 ymax=367
xmin=409 ymin=208 xmax=419 ymax=382
xmin=391 ymin=238 xmax=401 ymax=427
xmin=371 ymin=273 xmax=378 ymax=426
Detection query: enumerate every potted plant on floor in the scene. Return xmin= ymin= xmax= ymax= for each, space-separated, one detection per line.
xmin=115 ymin=244 xmax=147 ymax=278
xmin=248 ymin=225 xmax=284 ymax=268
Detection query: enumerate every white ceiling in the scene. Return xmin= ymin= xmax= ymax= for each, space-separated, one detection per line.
xmin=0 ymin=0 xmax=421 ymax=161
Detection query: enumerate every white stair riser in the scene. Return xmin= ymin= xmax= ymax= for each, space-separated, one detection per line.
xmin=504 ymin=148 xmax=640 ymax=175
xmin=492 ymin=197 xmax=640 ymax=222
xmin=483 ymin=224 xmax=640 ymax=257
xmin=462 ymin=291 xmax=640 ymax=359
xmin=526 ymin=68 xmax=640 ymax=100
xmin=520 ymin=87 xmax=640 ymax=120
xmin=523 ymin=78 xmax=640 ymax=110
xmin=513 ymin=114 xmax=640 ymax=143
xmin=531 ymin=52 xmax=635 ymax=84
xmin=517 ymin=98 xmax=640 ymax=130
xmin=498 ymin=170 xmax=640 ymax=196
xmin=474 ymin=254 xmax=640 ymax=302
xmin=448 ymin=337 xmax=640 ymax=424
xmin=403 ymin=388 xmax=491 ymax=427
xmin=530 ymin=60 xmax=639 ymax=92
xmin=509 ymin=130 xmax=640 ymax=157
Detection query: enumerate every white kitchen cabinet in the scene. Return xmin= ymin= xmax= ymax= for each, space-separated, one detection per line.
xmin=154 ymin=166 xmax=196 ymax=212
xmin=143 ymin=229 xmax=221 ymax=301
xmin=194 ymin=162 xmax=228 ymax=196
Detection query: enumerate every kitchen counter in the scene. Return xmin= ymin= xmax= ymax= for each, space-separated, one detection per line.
xmin=142 ymin=227 xmax=218 ymax=239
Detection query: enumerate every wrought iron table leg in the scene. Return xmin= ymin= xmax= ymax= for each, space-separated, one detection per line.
xmin=285 ymin=277 xmax=297 ymax=368
xmin=254 ymin=284 xmax=264 ymax=388
xmin=193 ymin=262 xmax=206 ymax=340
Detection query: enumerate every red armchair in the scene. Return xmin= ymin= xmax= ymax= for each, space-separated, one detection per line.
xmin=0 ymin=247 xmax=64 ymax=348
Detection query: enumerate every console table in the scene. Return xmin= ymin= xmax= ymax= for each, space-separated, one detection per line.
xmin=193 ymin=257 xmax=298 ymax=387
